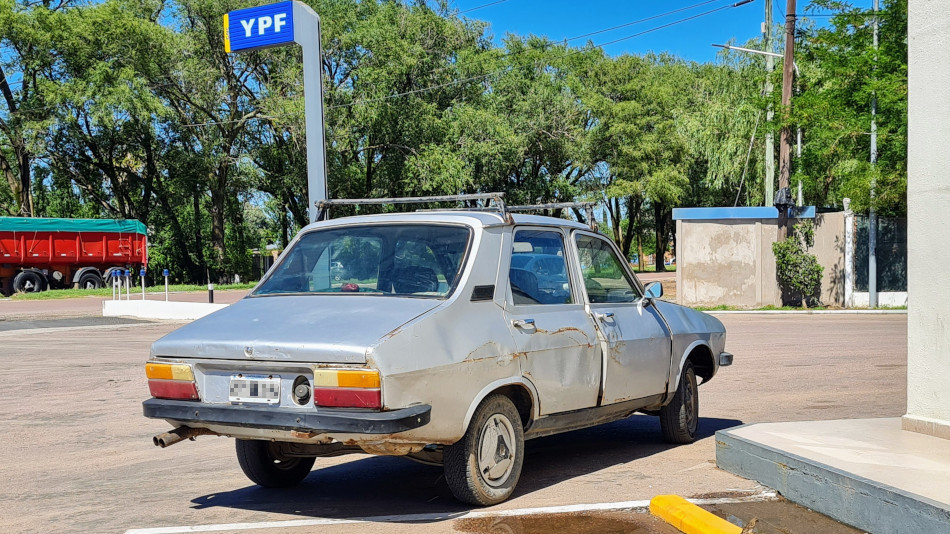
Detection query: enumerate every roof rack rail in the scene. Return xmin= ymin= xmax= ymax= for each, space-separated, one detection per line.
xmin=315 ymin=193 xmax=508 ymax=222
xmin=315 ymin=194 xmax=598 ymax=229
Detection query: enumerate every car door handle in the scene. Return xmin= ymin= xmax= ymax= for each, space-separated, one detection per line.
xmin=512 ymin=318 xmax=535 ymax=328
xmin=596 ymin=312 xmax=614 ymax=320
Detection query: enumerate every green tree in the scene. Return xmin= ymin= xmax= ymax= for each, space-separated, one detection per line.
xmin=793 ymin=0 xmax=907 ymax=215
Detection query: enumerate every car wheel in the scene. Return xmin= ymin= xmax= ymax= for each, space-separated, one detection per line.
xmin=235 ymin=439 xmax=315 ymax=488
xmin=659 ymin=360 xmax=699 ymax=444
xmin=444 ymin=394 xmax=525 ymax=505
xmin=12 ymin=270 xmax=46 ymax=293
xmin=78 ymin=271 xmax=103 ymax=290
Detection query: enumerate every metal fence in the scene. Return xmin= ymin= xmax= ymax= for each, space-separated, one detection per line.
xmin=854 ymin=216 xmax=907 ymax=292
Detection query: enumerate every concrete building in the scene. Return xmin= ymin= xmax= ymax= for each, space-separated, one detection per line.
xmin=673 ymin=206 xmax=846 ymax=308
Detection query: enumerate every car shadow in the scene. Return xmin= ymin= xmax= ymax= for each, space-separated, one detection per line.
xmin=188 ymin=415 xmax=743 ymax=521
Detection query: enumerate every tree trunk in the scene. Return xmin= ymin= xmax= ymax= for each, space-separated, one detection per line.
xmin=193 ymin=189 xmax=205 ymax=280
xmin=654 ymin=203 xmax=668 ymax=273
xmin=16 ymin=149 xmax=32 ymax=216
xmin=210 ymin=169 xmax=227 ymax=284
xmin=637 ymin=234 xmax=644 ymax=273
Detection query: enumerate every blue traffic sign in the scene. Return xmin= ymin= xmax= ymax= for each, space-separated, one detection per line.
xmin=224 ymin=1 xmax=295 ymax=53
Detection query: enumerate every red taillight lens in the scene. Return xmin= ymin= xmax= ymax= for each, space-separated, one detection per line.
xmin=148 ymin=379 xmax=200 ymax=400
xmin=313 ymin=387 xmax=381 ymax=408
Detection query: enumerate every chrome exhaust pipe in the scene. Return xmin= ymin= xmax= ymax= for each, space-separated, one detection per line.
xmin=153 ymin=426 xmax=214 ymax=448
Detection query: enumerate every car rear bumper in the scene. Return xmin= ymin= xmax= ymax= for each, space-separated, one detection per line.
xmin=142 ymin=398 xmax=431 ymax=434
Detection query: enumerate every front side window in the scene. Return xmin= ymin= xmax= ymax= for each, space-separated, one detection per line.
xmin=509 ymin=229 xmax=573 ymax=305
xmin=253 ymin=224 xmax=471 ymax=298
xmin=574 ymin=234 xmax=640 ymax=303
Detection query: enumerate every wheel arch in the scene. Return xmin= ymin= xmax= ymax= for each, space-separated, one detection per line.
xmin=671 ymin=340 xmax=716 ymax=392
xmin=72 ymin=266 xmax=102 ymax=285
xmin=461 ymin=377 xmax=539 ymax=434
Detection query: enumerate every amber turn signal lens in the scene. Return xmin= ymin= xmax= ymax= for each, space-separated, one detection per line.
xmin=312 ymin=369 xmax=380 ymax=389
xmin=145 ymin=363 xmax=195 ymax=381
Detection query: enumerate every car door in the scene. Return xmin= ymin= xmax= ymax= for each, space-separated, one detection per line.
xmin=573 ymin=231 xmax=673 ymax=405
xmin=504 ymin=228 xmax=601 ymax=414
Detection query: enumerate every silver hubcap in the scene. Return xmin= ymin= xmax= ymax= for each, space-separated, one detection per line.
xmin=477 ymin=414 xmax=516 ymax=487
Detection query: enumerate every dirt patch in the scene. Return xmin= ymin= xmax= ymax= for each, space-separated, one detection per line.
xmin=702 ymin=497 xmax=864 ymax=534
xmin=454 ymin=511 xmax=677 ymax=534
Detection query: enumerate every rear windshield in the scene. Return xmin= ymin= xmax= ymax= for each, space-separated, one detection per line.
xmin=253 ymin=224 xmax=472 ymax=298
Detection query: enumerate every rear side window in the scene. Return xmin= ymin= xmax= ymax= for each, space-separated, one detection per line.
xmin=508 ymin=229 xmax=573 ymax=305
xmin=254 ymin=224 xmax=471 ymax=298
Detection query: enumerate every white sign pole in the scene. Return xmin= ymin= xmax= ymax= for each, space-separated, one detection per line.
xmin=291 ymin=2 xmax=327 ymax=223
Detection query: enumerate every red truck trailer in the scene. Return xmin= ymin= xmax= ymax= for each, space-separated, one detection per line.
xmin=0 ymin=217 xmax=147 ymax=296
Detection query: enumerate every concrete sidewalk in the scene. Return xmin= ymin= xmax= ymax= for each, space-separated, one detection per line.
xmin=716 ymin=418 xmax=950 ymax=534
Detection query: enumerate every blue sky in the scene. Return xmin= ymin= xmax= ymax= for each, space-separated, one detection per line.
xmin=451 ymin=0 xmax=859 ymax=63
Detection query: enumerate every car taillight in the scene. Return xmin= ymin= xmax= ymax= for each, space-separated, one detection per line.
xmin=312 ymin=369 xmax=381 ymax=409
xmin=146 ymin=362 xmax=199 ymax=400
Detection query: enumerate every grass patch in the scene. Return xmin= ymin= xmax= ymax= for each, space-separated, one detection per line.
xmin=695 ymin=304 xmax=831 ymax=311
xmin=9 ymin=283 xmax=257 ymax=301
xmin=629 ymin=264 xmax=676 ymax=273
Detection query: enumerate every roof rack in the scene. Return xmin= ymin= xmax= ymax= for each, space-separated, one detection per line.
xmin=315 ymin=193 xmax=597 ymax=229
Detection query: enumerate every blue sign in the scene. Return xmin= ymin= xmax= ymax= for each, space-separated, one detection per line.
xmin=224 ymin=1 xmax=295 ymax=53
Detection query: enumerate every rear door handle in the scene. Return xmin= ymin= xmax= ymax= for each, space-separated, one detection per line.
xmin=596 ymin=312 xmax=614 ymax=321
xmin=512 ymin=318 xmax=535 ymax=328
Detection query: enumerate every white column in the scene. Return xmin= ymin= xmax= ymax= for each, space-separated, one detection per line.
xmin=904 ymin=0 xmax=950 ymax=439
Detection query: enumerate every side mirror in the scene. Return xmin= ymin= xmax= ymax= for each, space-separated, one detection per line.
xmin=644 ymin=281 xmax=663 ymax=300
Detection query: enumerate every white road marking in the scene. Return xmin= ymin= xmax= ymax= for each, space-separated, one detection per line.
xmin=124 ymin=491 xmax=778 ymax=533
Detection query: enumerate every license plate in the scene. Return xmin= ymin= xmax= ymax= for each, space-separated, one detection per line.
xmin=229 ymin=374 xmax=281 ymax=404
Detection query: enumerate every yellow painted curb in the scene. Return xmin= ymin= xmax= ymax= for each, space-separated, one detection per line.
xmin=650 ymin=495 xmax=742 ymax=534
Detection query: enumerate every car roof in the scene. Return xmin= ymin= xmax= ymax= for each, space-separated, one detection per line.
xmin=301 ymin=211 xmax=592 ymax=232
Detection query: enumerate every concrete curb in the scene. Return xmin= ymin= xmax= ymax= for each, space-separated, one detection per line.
xmin=716 ymin=425 xmax=950 ymax=534
xmin=103 ymin=300 xmax=226 ymax=321
xmin=649 ymin=495 xmax=741 ymax=534
xmin=708 ymin=309 xmax=906 ymax=315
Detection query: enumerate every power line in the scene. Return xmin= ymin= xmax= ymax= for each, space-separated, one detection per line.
xmin=593 ymin=2 xmax=747 ymax=49
xmin=458 ymin=0 xmax=512 ymax=14
xmin=560 ymin=0 xmax=723 ymax=44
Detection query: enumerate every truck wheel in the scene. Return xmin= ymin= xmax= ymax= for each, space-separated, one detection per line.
xmin=235 ymin=439 xmax=315 ymax=488
xmin=13 ymin=270 xmax=46 ymax=293
xmin=660 ymin=360 xmax=699 ymax=444
xmin=444 ymin=394 xmax=525 ymax=505
xmin=78 ymin=271 xmax=103 ymax=290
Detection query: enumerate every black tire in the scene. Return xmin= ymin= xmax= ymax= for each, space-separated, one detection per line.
xmin=12 ymin=270 xmax=46 ymax=293
xmin=235 ymin=439 xmax=315 ymax=488
xmin=660 ymin=360 xmax=699 ymax=444
xmin=77 ymin=271 xmax=103 ymax=290
xmin=444 ymin=394 xmax=525 ymax=506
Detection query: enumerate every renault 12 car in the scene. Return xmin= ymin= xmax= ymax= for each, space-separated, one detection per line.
xmin=143 ymin=193 xmax=732 ymax=505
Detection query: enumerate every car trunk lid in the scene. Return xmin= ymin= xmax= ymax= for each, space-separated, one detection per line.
xmin=149 ymin=295 xmax=442 ymax=364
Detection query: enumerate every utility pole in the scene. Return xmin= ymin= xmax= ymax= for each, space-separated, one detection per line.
xmin=764 ymin=0 xmax=775 ymax=208
xmin=869 ymin=0 xmax=879 ymax=308
xmin=776 ymin=0 xmax=797 ymax=241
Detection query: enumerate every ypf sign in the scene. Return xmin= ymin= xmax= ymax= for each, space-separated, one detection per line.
xmin=224 ymin=2 xmax=294 ymax=53
xmin=223 ymin=1 xmax=327 ymax=223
